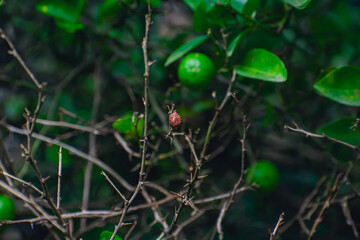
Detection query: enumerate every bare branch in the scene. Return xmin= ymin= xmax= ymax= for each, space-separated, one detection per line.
xmin=102 ymin=171 xmax=128 ymax=203
xmin=216 ymin=113 xmax=248 ymax=239
xmin=269 ymin=212 xmax=285 ymax=240
xmin=56 ymin=147 xmax=62 ymax=210
xmin=0 ymin=122 xmax=134 ymax=191
xmin=307 ymin=172 xmax=343 ymax=240
xmin=284 ymin=122 xmax=360 ymax=152
xmin=110 ymin=2 xmax=153 ymax=239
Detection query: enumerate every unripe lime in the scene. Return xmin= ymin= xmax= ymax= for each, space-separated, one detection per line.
xmin=0 ymin=195 xmax=15 ymax=222
xmin=177 ymin=53 xmax=215 ymax=91
xmin=246 ymin=160 xmax=280 ymax=192
xmin=99 ymin=230 xmax=122 ymax=240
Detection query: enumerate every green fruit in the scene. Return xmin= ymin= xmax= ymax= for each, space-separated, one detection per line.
xmin=246 ymin=160 xmax=280 ymax=192
xmin=178 ymin=52 xmax=215 ymax=91
xmin=100 ymin=231 xmax=122 ymax=240
xmin=0 ymin=195 xmax=15 ymax=222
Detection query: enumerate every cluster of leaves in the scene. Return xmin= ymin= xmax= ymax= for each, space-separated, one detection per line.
xmin=1 ymin=0 xmax=360 ymax=239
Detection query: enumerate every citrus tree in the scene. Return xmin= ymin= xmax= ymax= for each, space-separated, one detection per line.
xmin=0 ymin=0 xmax=360 ymax=240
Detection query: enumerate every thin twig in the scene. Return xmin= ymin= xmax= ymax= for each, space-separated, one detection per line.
xmin=193 ymin=184 xmax=257 ymax=204
xmin=269 ymin=212 xmax=285 ymax=240
xmin=169 ymin=208 xmax=209 ymax=239
xmin=0 ymin=122 xmax=134 ymax=191
xmin=141 ymin=188 xmax=169 ymax=232
xmin=56 ymin=147 xmax=62 ymax=209
xmin=200 ymin=70 xmax=237 ymax=160
xmin=101 ymin=171 xmax=128 ymax=203
xmin=1 ymin=185 xmax=261 ymax=227
xmin=0 ymin=27 xmax=71 ymax=237
xmin=0 ymin=179 xmax=65 ymax=233
xmin=0 ymin=169 xmax=43 ymax=195
xmin=285 ymin=122 xmax=360 ymax=152
xmin=110 ymin=2 xmax=153 ymax=239
xmin=216 ymin=114 xmax=249 ymax=239
xmin=0 ymin=28 xmax=42 ymax=89
xmin=113 ymin=132 xmax=142 ymax=158
xmin=124 ymin=220 xmax=138 ymax=240
xmin=307 ymin=172 xmax=343 ymax=240
xmin=36 ymin=119 xmax=101 ymax=135
xmin=279 ymin=176 xmax=326 ymax=234
xmin=163 ymin=70 xmax=237 ymax=238
xmin=340 ymin=196 xmax=359 ymax=239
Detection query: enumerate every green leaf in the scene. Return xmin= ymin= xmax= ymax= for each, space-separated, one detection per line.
xmin=314 ymin=66 xmax=360 ymax=106
xmin=76 ymin=0 xmax=88 ymax=15
xmin=193 ymin=1 xmax=208 ymax=32
xmin=37 ymin=0 xmax=79 ymax=23
xmin=183 ymin=0 xmax=215 ymax=11
xmin=282 ymin=0 xmax=311 ymax=9
xmin=317 ymin=117 xmax=360 ymax=146
xmin=164 ymin=35 xmax=208 ymax=67
xmin=112 ymin=114 xmax=144 ymax=138
xmin=54 ymin=18 xmax=84 ymax=33
xmin=235 ymin=48 xmax=287 ymax=82
xmin=100 ymin=231 xmax=122 ymax=240
xmin=98 ymin=0 xmax=122 ymax=21
xmin=206 ymin=4 xmax=233 ymax=27
xmin=226 ymin=30 xmax=248 ymax=57
xmin=149 ymin=0 xmax=163 ymax=7
xmin=230 ymin=0 xmax=260 ymax=16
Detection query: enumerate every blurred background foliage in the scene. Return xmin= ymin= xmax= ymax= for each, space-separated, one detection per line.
xmin=1 ymin=0 xmax=360 ymax=239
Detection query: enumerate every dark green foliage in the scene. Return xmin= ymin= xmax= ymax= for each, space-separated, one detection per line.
xmin=1 ymin=0 xmax=360 ymax=239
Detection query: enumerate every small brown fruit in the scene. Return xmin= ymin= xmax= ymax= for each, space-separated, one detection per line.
xmin=169 ymin=110 xmax=182 ymax=129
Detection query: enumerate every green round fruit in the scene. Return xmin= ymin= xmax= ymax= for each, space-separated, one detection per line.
xmin=178 ymin=52 xmax=215 ymax=91
xmin=100 ymin=230 xmax=122 ymax=240
xmin=0 ymin=195 xmax=15 ymax=222
xmin=246 ymin=160 xmax=280 ymax=192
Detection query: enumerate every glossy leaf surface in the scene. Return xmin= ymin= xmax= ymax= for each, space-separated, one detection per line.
xmin=283 ymin=0 xmax=311 ymax=9
xmin=235 ymin=48 xmax=287 ymax=82
xmin=314 ymin=66 xmax=360 ymax=106
xmin=317 ymin=117 xmax=360 ymax=146
xmin=165 ymin=35 xmax=208 ymax=67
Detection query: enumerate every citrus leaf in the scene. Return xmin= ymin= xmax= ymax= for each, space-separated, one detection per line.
xmin=183 ymin=0 xmax=199 ymax=10
xmin=193 ymin=1 xmax=207 ymax=32
xmin=183 ymin=0 xmax=216 ymax=11
xmin=37 ymin=0 xmax=79 ymax=23
xmin=314 ymin=66 xmax=360 ymax=106
xmin=113 ymin=115 xmax=135 ymax=133
xmin=235 ymin=48 xmax=287 ymax=82
xmin=98 ymin=0 xmax=122 ymax=22
xmin=76 ymin=0 xmax=87 ymax=15
xmin=164 ymin=35 xmax=208 ymax=67
xmin=206 ymin=4 xmax=233 ymax=27
xmin=230 ymin=0 xmax=260 ymax=16
xmin=282 ymin=0 xmax=311 ymax=9
xmin=112 ymin=115 xmax=144 ymax=138
xmin=100 ymin=231 xmax=122 ymax=240
xmin=226 ymin=29 xmax=248 ymax=57
xmin=54 ymin=18 xmax=84 ymax=33
xmin=317 ymin=117 xmax=360 ymax=146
